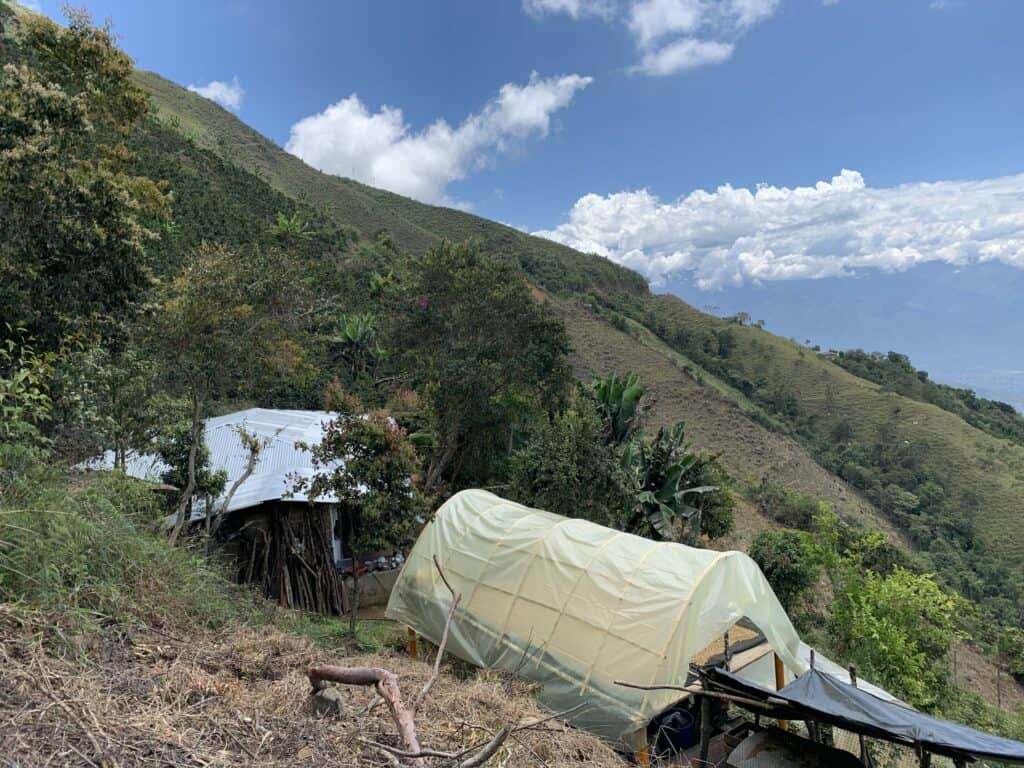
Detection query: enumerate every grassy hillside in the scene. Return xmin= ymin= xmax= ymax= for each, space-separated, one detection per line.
xmin=631 ymin=295 xmax=1024 ymax=614
xmin=133 ymin=65 xmax=1024 ymax=613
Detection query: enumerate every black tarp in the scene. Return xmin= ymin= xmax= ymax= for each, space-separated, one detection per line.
xmin=705 ymin=667 xmax=1024 ymax=763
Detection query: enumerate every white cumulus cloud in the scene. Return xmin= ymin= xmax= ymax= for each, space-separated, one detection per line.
xmin=534 ymin=170 xmax=1024 ymax=288
xmin=187 ymin=76 xmax=244 ymax=111
xmin=526 ymin=0 xmax=779 ymax=76
xmin=285 ymin=72 xmax=592 ymax=206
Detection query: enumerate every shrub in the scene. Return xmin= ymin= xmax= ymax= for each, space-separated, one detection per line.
xmin=830 ymin=565 xmax=954 ymax=708
xmin=748 ymin=529 xmax=821 ymax=611
xmin=753 ymin=478 xmax=822 ymax=530
xmin=508 ymin=399 xmax=634 ymax=528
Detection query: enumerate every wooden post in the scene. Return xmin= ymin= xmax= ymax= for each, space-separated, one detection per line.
xmin=636 ymin=744 xmax=650 ymax=767
xmin=919 ymin=748 xmax=931 ymax=768
xmin=774 ymin=653 xmax=788 ymax=731
xmin=407 ymin=627 xmax=418 ymax=660
xmin=699 ymin=684 xmax=713 ymax=762
xmin=850 ymin=665 xmax=869 ymax=766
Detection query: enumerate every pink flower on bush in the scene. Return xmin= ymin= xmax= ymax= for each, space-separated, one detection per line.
xmin=417 ymin=296 xmax=429 ymax=309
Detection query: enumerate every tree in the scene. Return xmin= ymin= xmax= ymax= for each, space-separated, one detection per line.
xmin=154 ymin=409 xmax=226 ymax=511
xmin=152 ymin=243 xmax=313 ymax=543
xmin=591 ymin=371 xmax=645 ymax=445
xmin=508 ymin=397 xmax=634 ymax=527
xmin=0 ymin=9 xmax=167 ymax=350
xmin=749 ymin=530 xmax=821 ymax=611
xmin=389 ymin=241 xmax=570 ymax=490
xmin=298 ymin=411 xmax=421 ymax=634
xmin=61 ymin=342 xmax=159 ymax=466
xmin=831 ymin=564 xmax=955 ymax=708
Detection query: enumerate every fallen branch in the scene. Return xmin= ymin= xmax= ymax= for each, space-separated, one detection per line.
xmin=459 ymin=723 xmax=514 ymax=768
xmin=309 ymin=665 xmax=424 ymax=766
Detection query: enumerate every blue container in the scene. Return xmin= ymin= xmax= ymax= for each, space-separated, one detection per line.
xmin=657 ymin=708 xmax=697 ymax=752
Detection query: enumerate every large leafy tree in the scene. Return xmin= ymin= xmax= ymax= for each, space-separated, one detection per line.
xmin=390 ymin=241 xmax=571 ymax=490
xmin=152 ymin=243 xmax=315 ymax=542
xmin=0 ymin=8 xmax=167 ymax=349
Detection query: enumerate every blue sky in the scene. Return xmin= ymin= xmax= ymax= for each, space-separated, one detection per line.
xmin=28 ymin=0 xmax=1024 ymax=404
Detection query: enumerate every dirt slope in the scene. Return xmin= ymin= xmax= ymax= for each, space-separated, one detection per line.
xmin=557 ymin=298 xmax=907 ymax=545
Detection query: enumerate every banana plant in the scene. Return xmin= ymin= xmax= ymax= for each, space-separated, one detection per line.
xmin=331 ymin=313 xmax=386 ymax=379
xmin=592 ymin=370 xmax=645 ymax=445
xmin=621 ymin=423 xmax=717 ymax=540
xmin=269 ymin=211 xmax=311 ymax=241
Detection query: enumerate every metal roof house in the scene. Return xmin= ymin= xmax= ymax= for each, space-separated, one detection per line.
xmin=87 ymin=408 xmax=399 ymax=614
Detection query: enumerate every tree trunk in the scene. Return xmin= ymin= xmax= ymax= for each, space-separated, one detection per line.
xmin=169 ymin=391 xmax=202 ymax=546
xmin=425 ymin=440 xmax=459 ymax=491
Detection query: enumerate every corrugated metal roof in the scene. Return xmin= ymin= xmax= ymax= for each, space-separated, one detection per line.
xmin=85 ymin=408 xmax=342 ymax=519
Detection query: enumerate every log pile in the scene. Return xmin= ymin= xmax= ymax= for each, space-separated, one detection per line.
xmin=238 ymin=505 xmax=344 ymax=614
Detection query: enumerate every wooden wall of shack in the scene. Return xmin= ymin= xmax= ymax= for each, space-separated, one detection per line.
xmin=221 ymin=501 xmax=344 ymax=615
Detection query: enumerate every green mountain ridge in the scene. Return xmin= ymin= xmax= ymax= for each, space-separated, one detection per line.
xmin=133 ymin=64 xmax=1023 ymax=616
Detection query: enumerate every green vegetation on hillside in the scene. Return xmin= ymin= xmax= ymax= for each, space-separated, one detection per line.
xmin=604 ymin=294 xmax=1024 ymax=627
xmin=2 ymin=5 xmax=1022 ymax=752
xmin=834 ymin=349 xmax=1024 ymax=447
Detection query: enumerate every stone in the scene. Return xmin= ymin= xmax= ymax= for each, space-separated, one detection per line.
xmin=311 ymin=686 xmax=346 ymax=718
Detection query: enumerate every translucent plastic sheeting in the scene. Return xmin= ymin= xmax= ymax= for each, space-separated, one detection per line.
xmin=386 ymin=490 xmax=808 ymax=748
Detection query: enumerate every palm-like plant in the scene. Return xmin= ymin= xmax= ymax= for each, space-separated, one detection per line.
xmin=620 ymin=423 xmax=717 ymax=540
xmin=269 ymin=211 xmax=311 ymax=241
xmin=332 ymin=313 xmax=386 ymax=378
xmin=592 ymin=370 xmax=645 ymax=445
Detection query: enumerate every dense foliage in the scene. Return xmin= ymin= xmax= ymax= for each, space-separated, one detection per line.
xmin=0 ymin=8 xmax=167 ymax=350
xmin=749 ymin=529 xmax=821 ymax=612
xmin=389 ymin=240 xmax=572 ymax=490
xmin=508 ymin=396 xmax=635 ymax=526
xmin=510 ymin=373 xmax=735 ymax=543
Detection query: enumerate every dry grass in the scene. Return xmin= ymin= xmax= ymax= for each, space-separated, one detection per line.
xmin=0 ymin=605 xmax=623 ymax=768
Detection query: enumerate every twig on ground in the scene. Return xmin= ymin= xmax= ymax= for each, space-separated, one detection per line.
xmin=413 ymin=555 xmax=462 ymax=715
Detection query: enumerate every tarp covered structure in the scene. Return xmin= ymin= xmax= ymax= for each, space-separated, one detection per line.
xmin=705 ymin=667 xmax=1024 ymax=764
xmin=386 ymin=490 xmax=809 ymax=747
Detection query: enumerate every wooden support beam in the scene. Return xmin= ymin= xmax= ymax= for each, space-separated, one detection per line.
xmin=774 ymin=653 xmax=788 ymax=731
xmin=850 ymin=664 xmax=869 ymax=766
xmin=699 ymin=681 xmax=713 ymax=762
xmin=636 ymin=744 xmax=650 ymax=767
xmin=407 ymin=626 xmax=418 ymax=660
